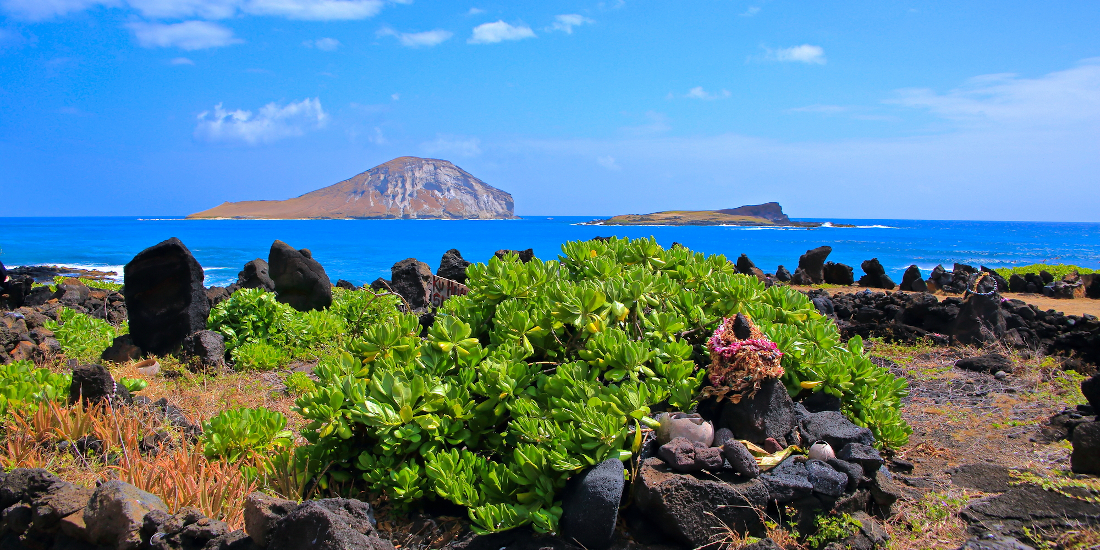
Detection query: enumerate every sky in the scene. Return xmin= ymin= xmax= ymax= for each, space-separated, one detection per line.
xmin=1 ymin=1 xmax=1098 ymax=220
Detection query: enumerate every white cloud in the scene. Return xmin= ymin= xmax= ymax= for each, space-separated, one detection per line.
xmin=128 ymin=21 xmax=242 ymax=50
xmin=194 ymin=97 xmax=328 ymax=144
xmin=0 ymin=0 xmax=117 ymax=21
xmin=466 ymin=7 xmax=483 ymax=15
xmin=597 ymin=156 xmax=620 ymax=170
xmin=740 ymin=6 xmax=760 ymax=17
xmin=684 ymin=86 xmax=730 ymax=100
xmin=303 ymin=37 xmax=340 ymax=50
xmin=420 ymin=134 xmax=482 ymax=158
xmin=548 ymin=14 xmax=593 ymax=34
xmin=390 ymin=93 xmax=400 ymax=101
xmin=169 ymin=56 xmax=195 ymax=64
xmin=3 ymin=0 xmax=383 ymax=20
xmin=787 ymin=104 xmax=846 ymax=113
xmin=468 ymin=20 xmax=534 ymax=44
xmin=771 ymin=44 xmax=826 ymax=64
xmin=377 ymin=27 xmax=452 ymax=48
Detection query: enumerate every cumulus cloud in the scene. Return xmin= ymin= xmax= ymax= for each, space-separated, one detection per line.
xmin=466 ymin=7 xmax=483 ymax=15
xmin=468 ymin=20 xmax=534 ymax=44
xmin=194 ymin=97 xmax=328 ymax=144
xmin=684 ymin=86 xmax=730 ymax=100
xmin=770 ymin=44 xmax=826 ymax=64
xmin=377 ymin=27 xmax=452 ymax=48
xmin=740 ymin=6 xmax=760 ymax=16
xmin=597 ymin=156 xmax=619 ymax=170
xmin=128 ymin=21 xmax=242 ymax=50
xmin=420 ymin=134 xmax=481 ymax=157
xmin=303 ymin=37 xmax=340 ymax=50
xmin=3 ymin=0 xmax=384 ymax=20
xmin=548 ymin=14 xmax=593 ymax=34
xmin=169 ymin=56 xmax=195 ymax=64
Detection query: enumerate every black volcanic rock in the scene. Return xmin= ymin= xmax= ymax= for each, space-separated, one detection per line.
xmin=823 ymin=262 xmax=854 ymax=286
xmin=238 ymin=259 xmax=275 ymax=291
xmin=437 ymin=249 xmax=471 ymax=283
xmin=124 ymin=237 xmax=210 ymax=356
xmin=797 ymin=246 xmax=832 ymax=284
xmin=269 ymin=241 xmax=333 ymax=312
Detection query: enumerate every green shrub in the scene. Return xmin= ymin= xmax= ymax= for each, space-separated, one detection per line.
xmin=201 ymin=406 xmax=294 ymax=462
xmin=0 ymin=360 xmax=71 ymax=417
xmin=45 ymin=307 xmax=120 ymax=363
xmin=993 ymin=264 xmax=1098 ymax=279
xmin=293 ymin=237 xmax=910 ymax=535
xmin=208 ymin=288 xmax=293 ymax=352
xmin=51 ymin=276 xmax=123 ymax=292
xmin=118 ymin=377 xmax=148 ymax=393
xmin=806 ymin=512 xmax=861 ymax=548
xmin=330 ymin=288 xmax=402 ymax=338
xmin=284 ymin=371 xmax=316 ymax=396
xmin=231 ymin=341 xmax=287 ymax=371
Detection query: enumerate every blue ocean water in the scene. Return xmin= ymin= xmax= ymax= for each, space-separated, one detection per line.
xmin=1 ymin=217 xmax=1098 ymax=287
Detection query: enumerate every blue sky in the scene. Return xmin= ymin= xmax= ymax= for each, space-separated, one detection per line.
xmin=1 ymin=1 xmax=1098 ymax=220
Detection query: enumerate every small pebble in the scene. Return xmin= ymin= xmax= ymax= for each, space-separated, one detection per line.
xmin=994 ymin=370 xmax=1008 ymax=380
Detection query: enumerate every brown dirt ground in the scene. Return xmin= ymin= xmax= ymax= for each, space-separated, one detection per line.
xmin=790 ymin=285 xmax=1100 ymax=317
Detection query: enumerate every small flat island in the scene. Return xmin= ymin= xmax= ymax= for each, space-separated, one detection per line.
xmin=586 ymin=202 xmax=849 ymax=227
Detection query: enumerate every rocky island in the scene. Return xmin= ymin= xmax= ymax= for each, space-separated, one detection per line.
xmin=188 ymin=156 xmax=515 ymax=220
xmin=587 ymin=202 xmax=842 ymax=227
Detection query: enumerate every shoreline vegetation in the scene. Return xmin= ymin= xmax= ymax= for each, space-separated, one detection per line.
xmin=2 ymin=237 xmax=1099 ymax=550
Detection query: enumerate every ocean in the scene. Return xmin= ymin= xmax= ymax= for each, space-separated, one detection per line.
xmin=1 ymin=217 xmax=1098 ymax=287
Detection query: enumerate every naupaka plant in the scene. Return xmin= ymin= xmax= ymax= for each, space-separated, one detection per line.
xmin=293 ymin=236 xmax=910 ymax=535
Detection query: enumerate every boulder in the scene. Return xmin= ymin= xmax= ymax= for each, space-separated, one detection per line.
xmin=910 ymin=278 xmax=928 ymax=292
xmin=735 ymin=254 xmax=758 ymax=275
xmin=955 ymin=354 xmax=1013 ymax=374
xmin=721 ymin=441 xmax=760 ymax=478
xmin=859 ymin=259 xmax=895 ymax=289
xmin=182 ymin=330 xmax=226 ymax=367
xmin=657 ymin=438 xmax=724 ymax=472
xmin=1008 ymin=274 xmax=1027 ymax=293
xmin=805 ymin=460 xmax=847 ymax=497
xmin=206 ymin=286 xmax=231 ymax=308
xmin=760 ymin=472 xmax=814 ymax=503
xmin=84 ymin=480 xmax=169 ymax=550
xmin=245 ymin=492 xmax=297 ymax=547
xmin=1071 ymin=421 xmax=1100 ymax=475
xmin=143 ymin=506 xmax=230 ymax=550
xmin=811 ymin=296 xmax=835 ymax=317
xmin=30 ymin=480 xmax=93 ymax=532
xmin=269 ymin=241 xmax=332 ymax=312
xmin=1082 ymin=373 xmax=1100 ymax=413
xmin=790 ymin=268 xmax=812 ymax=285
xmin=494 ymin=249 xmax=534 ymax=263
xmin=960 ymin=484 xmax=1100 ymax=541
xmin=836 ymin=443 xmax=884 ymax=473
xmin=799 ymin=410 xmax=874 ymax=450
xmin=368 ymin=278 xmax=392 ymax=293
xmin=1 ymin=468 xmax=65 ymax=509
xmin=826 ymin=458 xmax=864 ymax=493
xmin=436 ymin=250 xmax=472 ymax=284
xmin=951 ymin=294 xmax=1006 ymax=345
xmin=633 ymin=457 xmax=769 ymax=547
xmin=334 ymin=280 xmax=357 ymax=290
xmin=958 ymin=535 xmax=1036 ymax=550
xmin=101 ymin=335 xmax=143 ymax=363
xmin=716 ymin=378 xmax=797 ymax=446
xmin=267 ymin=499 xmax=390 ymax=550
xmin=238 ymin=259 xmax=275 ymax=291
xmin=69 ymin=363 xmax=130 ymax=406
xmin=775 ymin=265 xmax=792 ymax=283
xmin=389 ymin=259 xmax=433 ymax=310
xmin=796 ymin=246 xmax=832 ymax=284
xmin=560 ymin=459 xmax=625 ymax=550
xmin=823 ymin=262 xmax=854 ymax=286
xmin=124 ymin=237 xmax=210 ymax=356
xmin=899 ymin=265 xmax=922 ymax=291
xmin=53 ymin=281 xmax=91 ymax=305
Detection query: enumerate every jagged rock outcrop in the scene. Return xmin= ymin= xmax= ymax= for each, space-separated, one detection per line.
xmin=188 ymin=157 xmax=514 ymax=220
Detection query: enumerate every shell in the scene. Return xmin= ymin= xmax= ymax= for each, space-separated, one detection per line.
xmin=655 ymin=412 xmax=715 ymax=447
xmin=808 ymin=440 xmax=835 ymax=461
xmin=133 ymin=358 xmax=160 ymax=377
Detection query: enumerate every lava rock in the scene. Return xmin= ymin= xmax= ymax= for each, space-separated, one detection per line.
xmin=801 ymin=390 xmax=842 ymax=413
xmin=712 ymin=427 xmax=735 ymax=447
xmin=124 ymin=237 xmax=210 ymax=356
xmin=951 ymin=293 xmax=1006 ymax=345
xmin=806 ymin=459 xmax=848 ymax=497
xmin=859 ymin=258 xmax=896 ymax=289
xmin=958 ymin=535 xmax=1037 ymax=550
xmin=775 ymin=265 xmax=792 ymax=282
xmin=206 ymin=286 xmax=232 ymax=308
xmin=735 ymin=254 xmax=757 ymax=275
xmin=799 ymin=410 xmax=875 ymax=450
xmin=899 ymin=265 xmax=923 ymax=291
xmin=796 ymin=246 xmax=832 ymax=284
xmin=244 ymin=492 xmax=297 ymax=547
xmin=633 ymin=457 xmax=769 ymax=547
xmin=823 ymin=262 xmax=854 ymax=286
xmin=69 ymin=363 xmax=130 ymax=406
xmin=390 ymin=258 xmax=433 ymax=310
xmin=335 ymin=280 xmax=357 ymax=290
xmin=1 ymin=468 xmax=64 ymax=509
xmin=238 ymin=259 xmax=275 ymax=292
xmin=657 ymin=438 xmax=724 ymax=472
xmin=437 ymin=249 xmax=472 ymax=284
xmin=948 ymin=464 xmax=1014 ymax=493
xmin=494 ymin=249 xmax=534 ymax=263
xmin=955 ymin=354 xmax=1013 ymax=374
xmin=266 ymin=499 xmax=389 ymax=550
xmin=101 ymin=334 xmax=143 ymax=363
xmin=182 ymin=330 xmax=225 ymax=367
xmin=84 ymin=480 xmax=169 ymax=550
xmin=269 ymin=241 xmax=333 ymax=312
xmin=1081 ymin=373 xmax=1100 ymax=413
xmin=560 ymin=459 xmax=625 ymax=550
xmin=717 ymin=378 xmax=797 ymax=446
xmin=837 ymin=443 xmax=884 ymax=473
xmin=760 ymin=472 xmax=814 ymax=503
xmin=961 ymin=484 xmax=1100 ymax=541
xmin=812 ymin=295 xmax=835 ymax=316
xmin=1071 ymin=421 xmax=1100 ymax=475
xmin=721 ymin=441 xmax=760 ymax=478
xmin=827 ymin=458 xmax=864 ymax=493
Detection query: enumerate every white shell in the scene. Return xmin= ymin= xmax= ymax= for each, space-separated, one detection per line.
xmin=134 ymin=358 xmax=160 ymax=376
xmin=808 ymin=440 xmax=835 ymax=461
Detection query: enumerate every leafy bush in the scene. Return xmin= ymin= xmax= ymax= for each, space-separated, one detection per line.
xmin=51 ymin=275 xmax=123 ymax=292
xmin=0 ymin=360 xmax=71 ymax=417
xmin=45 ymin=307 xmax=121 ymax=363
xmin=284 ymin=372 xmax=316 ymax=396
xmin=201 ymin=406 xmax=294 ymax=462
xmin=231 ymin=341 xmax=287 ymax=371
xmin=993 ymin=263 xmax=1097 ymax=278
xmin=208 ymin=288 xmax=293 ymax=352
xmin=805 ymin=512 xmax=861 ymax=547
xmin=330 ymin=287 xmax=403 ymax=338
xmin=293 ymin=237 xmax=910 ymax=535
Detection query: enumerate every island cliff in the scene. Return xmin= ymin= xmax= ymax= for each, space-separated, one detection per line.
xmin=188 ymin=157 xmax=514 ymax=220
xmin=587 ymin=202 xmax=829 ymax=227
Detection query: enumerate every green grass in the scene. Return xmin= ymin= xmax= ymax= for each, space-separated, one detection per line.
xmin=51 ymin=275 xmax=124 ymax=291
xmin=993 ymin=264 xmax=1097 ymax=279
